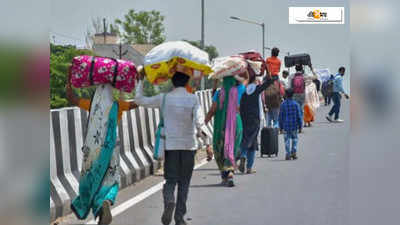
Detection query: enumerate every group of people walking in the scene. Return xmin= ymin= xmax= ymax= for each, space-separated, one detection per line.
xmin=66 ymin=46 xmax=348 ymax=225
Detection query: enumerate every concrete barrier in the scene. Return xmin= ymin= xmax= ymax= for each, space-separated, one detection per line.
xmin=50 ymin=90 xmax=213 ymax=222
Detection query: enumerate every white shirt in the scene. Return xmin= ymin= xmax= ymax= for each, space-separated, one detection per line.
xmin=281 ymin=78 xmax=290 ymax=90
xmin=135 ymin=81 xmax=207 ymax=151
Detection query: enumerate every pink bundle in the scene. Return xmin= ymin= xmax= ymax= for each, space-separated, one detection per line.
xmin=70 ymin=55 xmax=137 ymax=92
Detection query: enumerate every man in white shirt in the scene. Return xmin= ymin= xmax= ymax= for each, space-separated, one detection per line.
xmin=281 ymin=70 xmax=290 ymax=90
xmin=135 ymin=71 xmax=207 ymax=225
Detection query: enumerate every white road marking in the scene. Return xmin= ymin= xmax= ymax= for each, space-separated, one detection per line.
xmin=86 ymin=157 xmax=211 ymax=224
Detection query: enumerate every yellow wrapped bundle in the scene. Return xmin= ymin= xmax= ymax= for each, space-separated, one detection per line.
xmin=143 ymin=41 xmax=213 ymax=84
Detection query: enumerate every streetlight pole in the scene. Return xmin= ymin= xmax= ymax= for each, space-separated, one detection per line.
xmin=113 ymin=42 xmax=128 ymax=59
xmin=230 ymin=16 xmax=265 ymax=58
xmin=201 ymin=0 xmax=205 ymax=49
xmin=103 ymin=18 xmax=107 ymax=44
xmin=262 ymin=23 xmax=265 ymax=58
xmin=200 ymin=0 xmax=205 ymax=90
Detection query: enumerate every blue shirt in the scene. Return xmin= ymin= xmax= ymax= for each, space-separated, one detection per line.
xmin=279 ymin=99 xmax=302 ymax=131
xmin=212 ymin=84 xmax=246 ymax=104
xmin=333 ymin=73 xmax=346 ymax=94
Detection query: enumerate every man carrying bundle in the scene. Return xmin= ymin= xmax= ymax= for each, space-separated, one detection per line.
xmin=136 ymin=41 xmax=212 ymax=225
xmin=135 ymin=71 xmax=206 ymax=225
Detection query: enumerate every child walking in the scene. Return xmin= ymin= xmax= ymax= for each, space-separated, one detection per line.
xmin=279 ymin=89 xmax=302 ymax=160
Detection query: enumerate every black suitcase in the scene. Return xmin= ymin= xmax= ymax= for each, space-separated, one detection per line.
xmin=260 ymin=127 xmax=279 ymax=157
xmin=284 ymin=53 xmax=311 ymax=68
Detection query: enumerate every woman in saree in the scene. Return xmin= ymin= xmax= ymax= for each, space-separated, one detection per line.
xmin=66 ymin=79 xmax=137 ymax=225
xmin=205 ymin=74 xmax=247 ymax=187
xmin=303 ymin=81 xmax=320 ymax=127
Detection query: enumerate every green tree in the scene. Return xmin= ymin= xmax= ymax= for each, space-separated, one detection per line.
xmin=183 ymin=40 xmax=219 ymax=61
xmin=114 ymin=10 xmax=166 ymax=45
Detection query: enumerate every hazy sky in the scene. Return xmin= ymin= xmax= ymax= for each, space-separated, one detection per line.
xmin=51 ymin=0 xmax=349 ymax=89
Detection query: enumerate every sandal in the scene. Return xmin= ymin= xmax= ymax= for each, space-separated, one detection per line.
xmin=98 ymin=200 xmax=112 ymax=225
xmin=220 ymin=171 xmax=228 ymax=186
xmin=227 ymin=171 xmax=235 ymax=187
xmin=238 ymin=158 xmax=246 ymax=173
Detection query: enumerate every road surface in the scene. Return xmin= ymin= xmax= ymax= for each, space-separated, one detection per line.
xmin=60 ymin=101 xmax=349 ymax=225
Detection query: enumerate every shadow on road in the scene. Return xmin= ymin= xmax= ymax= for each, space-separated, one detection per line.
xmin=195 ymin=168 xmax=218 ymax=171
xmin=206 ymin=173 xmax=222 ymax=176
xmin=190 ymin=183 xmax=223 ymax=188
xmin=266 ymin=159 xmax=291 ymax=162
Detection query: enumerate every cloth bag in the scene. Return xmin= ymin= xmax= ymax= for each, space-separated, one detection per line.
xmin=209 ymin=56 xmax=248 ymax=81
xmin=153 ymin=94 xmax=167 ymax=160
xmin=70 ymin=55 xmax=137 ymax=92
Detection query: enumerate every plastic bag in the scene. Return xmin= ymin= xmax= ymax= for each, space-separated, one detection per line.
xmin=144 ymin=41 xmax=212 ymax=84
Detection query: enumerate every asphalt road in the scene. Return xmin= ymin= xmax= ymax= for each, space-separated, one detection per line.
xmin=62 ymin=100 xmax=349 ymax=225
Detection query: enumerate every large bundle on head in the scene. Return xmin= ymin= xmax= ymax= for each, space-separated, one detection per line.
xmin=209 ymin=55 xmax=262 ymax=82
xmin=143 ymin=41 xmax=212 ymax=84
xmin=239 ymin=51 xmax=266 ymax=78
xmin=70 ymin=55 xmax=137 ymax=92
xmin=208 ymin=56 xmax=249 ymax=82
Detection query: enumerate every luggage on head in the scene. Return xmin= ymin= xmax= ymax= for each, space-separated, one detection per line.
xmin=143 ymin=41 xmax=212 ymax=85
xmin=70 ymin=55 xmax=137 ymax=92
xmin=239 ymin=51 xmax=266 ymax=77
xmin=284 ymin=53 xmax=311 ymax=68
xmin=209 ymin=56 xmax=248 ymax=81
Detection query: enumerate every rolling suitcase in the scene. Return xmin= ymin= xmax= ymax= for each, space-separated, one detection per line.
xmin=260 ymin=127 xmax=279 ymax=157
xmin=284 ymin=53 xmax=311 ymax=68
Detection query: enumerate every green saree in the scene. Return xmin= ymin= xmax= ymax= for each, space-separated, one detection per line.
xmin=212 ymin=77 xmax=243 ymax=173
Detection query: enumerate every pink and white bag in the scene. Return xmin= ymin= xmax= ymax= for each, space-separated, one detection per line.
xmin=69 ymin=55 xmax=137 ymax=92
